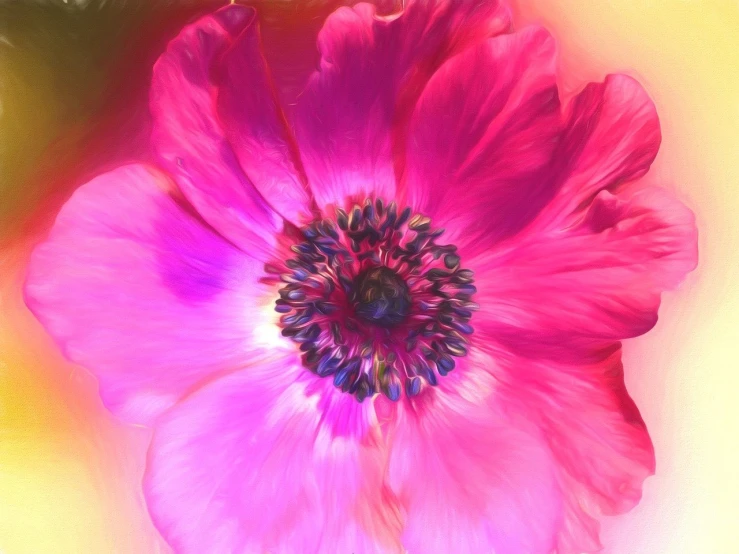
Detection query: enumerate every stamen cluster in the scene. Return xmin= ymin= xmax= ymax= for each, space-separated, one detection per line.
xmin=271 ymin=199 xmax=477 ymax=401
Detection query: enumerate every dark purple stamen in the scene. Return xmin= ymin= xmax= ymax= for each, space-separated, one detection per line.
xmin=273 ymin=198 xmax=477 ymax=402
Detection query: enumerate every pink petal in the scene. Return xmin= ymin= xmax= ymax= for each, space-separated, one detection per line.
xmin=144 ymin=357 xmax=403 ymax=554
xmin=150 ymin=5 xmax=281 ymax=256
xmin=386 ymin=348 xmax=562 ymax=554
xmin=292 ymin=0 xmax=511 ymax=210
xmin=492 ymin=347 xmax=655 ymax=553
xmin=402 ymin=26 xmax=562 ymax=254
xmin=216 ymin=11 xmax=314 ymax=225
xmin=256 ymin=0 xmax=378 ymax=110
xmin=474 ymin=186 xmax=698 ymax=359
xmin=533 ymin=74 xmax=662 ymax=230
xmin=24 ymin=164 xmax=279 ymax=425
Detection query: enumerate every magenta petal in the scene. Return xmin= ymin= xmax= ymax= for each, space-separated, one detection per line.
xmin=144 ymin=359 xmax=403 ymax=554
xmin=24 ymin=165 xmax=279 ymax=425
xmin=403 ymin=26 xmax=561 ymax=253
xmin=150 ymin=5 xmax=281 ymax=256
xmin=493 ymin=348 xmax=655 ymax=553
xmin=535 ymin=73 xmax=662 ymax=229
xmin=387 ymin=350 xmax=562 ymax=554
xmin=217 ymin=13 xmax=314 ymax=225
xmin=474 ymin=186 xmax=698 ymax=358
xmin=292 ymin=0 xmax=511 ymax=209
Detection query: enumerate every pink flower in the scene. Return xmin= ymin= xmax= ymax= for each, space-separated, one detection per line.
xmin=24 ymin=2 xmax=698 ymax=553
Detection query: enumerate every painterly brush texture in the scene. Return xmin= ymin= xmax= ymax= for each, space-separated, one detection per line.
xmin=14 ymin=1 xmax=700 ymax=553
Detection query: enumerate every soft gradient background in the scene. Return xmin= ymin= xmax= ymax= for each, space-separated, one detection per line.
xmin=0 ymin=1 xmax=736 ymax=552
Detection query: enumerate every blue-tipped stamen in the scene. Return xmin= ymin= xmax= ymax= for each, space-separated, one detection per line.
xmin=273 ymin=198 xmax=477 ymax=402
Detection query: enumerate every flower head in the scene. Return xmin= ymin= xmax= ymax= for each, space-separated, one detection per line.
xmin=25 ymin=1 xmax=698 ymax=553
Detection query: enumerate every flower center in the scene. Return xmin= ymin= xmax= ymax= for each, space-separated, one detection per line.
xmin=271 ymin=198 xmax=477 ymax=402
xmin=353 ymin=266 xmax=411 ymax=328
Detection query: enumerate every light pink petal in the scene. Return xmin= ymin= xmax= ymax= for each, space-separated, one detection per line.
xmin=492 ymin=347 xmax=655 ymax=553
xmin=474 ymin=186 xmax=698 ymax=359
xmin=385 ymin=348 xmax=562 ymax=554
xmin=402 ymin=26 xmax=562 ymax=254
xmin=144 ymin=357 xmax=403 ymax=554
xmin=292 ymin=0 xmax=511 ymax=210
xmin=216 ymin=11 xmax=314 ymax=225
xmin=24 ymin=164 xmax=280 ymax=426
xmin=150 ymin=5 xmax=281 ymax=257
xmin=533 ymin=74 xmax=662 ymax=230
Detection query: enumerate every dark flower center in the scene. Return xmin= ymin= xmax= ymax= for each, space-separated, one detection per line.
xmin=271 ymin=198 xmax=477 ymax=402
xmin=353 ymin=266 xmax=411 ymax=327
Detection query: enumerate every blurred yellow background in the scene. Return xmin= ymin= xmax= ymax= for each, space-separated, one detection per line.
xmin=1 ymin=1 xmax=738 ymax=552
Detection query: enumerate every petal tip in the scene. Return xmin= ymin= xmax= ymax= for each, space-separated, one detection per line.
xmin=213 ymin=4 xmax=256 ymax=38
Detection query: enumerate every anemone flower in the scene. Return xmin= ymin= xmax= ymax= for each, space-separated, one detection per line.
xmin=24 ymin=1 xmax=698 ymax=552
